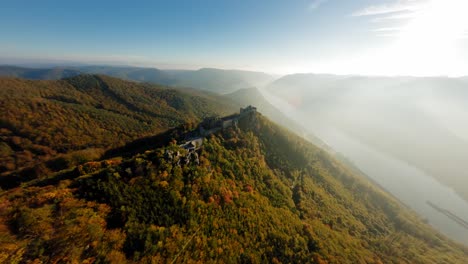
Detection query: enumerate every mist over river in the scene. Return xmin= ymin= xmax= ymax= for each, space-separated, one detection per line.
xmin=315 ymin=127 xmax=468 ymax=246
xmin=261 ymin=88 xmax=468 ymax=246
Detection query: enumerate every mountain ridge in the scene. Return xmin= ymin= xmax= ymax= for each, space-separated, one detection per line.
xmin=0 ymin=65 xmax=275 ymax=94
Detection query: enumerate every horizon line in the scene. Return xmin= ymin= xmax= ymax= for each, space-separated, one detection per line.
xmin=0 ymin=59 xmax=467 ymax=79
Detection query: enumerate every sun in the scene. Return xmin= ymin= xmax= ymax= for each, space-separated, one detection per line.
xmin=382 ymin=0 xmax=468 ymax=76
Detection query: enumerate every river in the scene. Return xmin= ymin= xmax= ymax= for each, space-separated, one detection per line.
xmin=259 ymin=88 xmax=468 ymax=246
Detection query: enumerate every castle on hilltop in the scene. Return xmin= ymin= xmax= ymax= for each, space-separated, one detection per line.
xmin=198 ymin=105 xmax=257 ymax=137
xmin=174 ymin=106 xmax=257 ymax=166
xmin=240 ymin=105 xmax=257 ymax=115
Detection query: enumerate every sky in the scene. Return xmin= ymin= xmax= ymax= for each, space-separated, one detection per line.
xmin=1 ymin=0 xmax=468 ymax=76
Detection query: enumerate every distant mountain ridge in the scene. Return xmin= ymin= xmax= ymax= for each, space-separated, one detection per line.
xmin=0 ymin=65 xmax=275 ymax=94
xmin=169 ymin=67 xmax=274 ymax=93
xmin=75 ymin=65 xmax=176 ymax=85
xmin=0 ymin=65 xmax=82 ymax=80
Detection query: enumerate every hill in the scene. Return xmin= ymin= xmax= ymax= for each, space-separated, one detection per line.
xmin=76 ymin=66 xmax=176 ymax=85
xmin=224 ymin=87 xmax=327 ymax=149
xmin=0 ymin=75 xmax=238 ymax=183
xmin=77 ymin=67 xmax=275 ymax=94
xmin=0 ymin=110 xmax=466 ymax=263
xmin=0 ymin=65 xmax=275 ymax=94
xmin=169 ymin=68 xmax=274 ymax=94
xmin=225 ymin=87 xmax=297 ymax=128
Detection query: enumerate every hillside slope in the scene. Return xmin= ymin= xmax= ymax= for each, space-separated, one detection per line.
xmin=0 ymin=75 xmax=237 ymax=179
xmin=1 ymin=111 xmax=466 ymax=263
xmin=225 ymin=87 xmax=299 ymax=130
xmin=225 ymin=87 xmax=327 ymax=149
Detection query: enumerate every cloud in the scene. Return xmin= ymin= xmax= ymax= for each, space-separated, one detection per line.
xmin=371 ymin=12 xmax=417 ymax=22
xmin=352 ymin=0 xmax=430 ymax=38
xmin=309 ymin=0 xmax=328 ymax=10
xmin=376 ymin=33 xmax=401 ymax=38
xmin=372 ymin=27 xmax=403 ymax=32
xmin=352 ymin=0 xmax=427 ymax=17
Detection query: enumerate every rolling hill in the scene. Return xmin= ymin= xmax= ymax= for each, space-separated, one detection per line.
xmin=75 ymin=66 xmax=176 ymax=85
xmin=0 ymin=75 xmax=238 ymax=184
xmin=0 ymin=65 xmax=275 ymax=94
xmin=168 ymin=68 xmax=274 ymax=94
xmin=0 ymin=110 xmax=467 ymax=263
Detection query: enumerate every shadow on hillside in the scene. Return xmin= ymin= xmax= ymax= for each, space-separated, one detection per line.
xmin=0 ymin=127 xmax=188 ymax=191
xmin=102 ymin=127 xmax=181 ymax=159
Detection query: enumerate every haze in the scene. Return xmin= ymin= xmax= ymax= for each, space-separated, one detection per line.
xmin=2 ymin=0 xmax=468 ymax=247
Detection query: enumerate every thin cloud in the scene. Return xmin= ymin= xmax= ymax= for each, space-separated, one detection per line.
xmin=352 ymin=0 xmax=429 ymax=38
xmin=371 ymin=12 xmax=417 ymax=22
xmin=309 ymin=0 xmax=328 ymax=10
xmin=352 ymin=0 xmax=427 ymax=17
xmin=376 ymin=33 xmax=401 ymax=37
xmin=372 ymin=27 xmax=403 ymax=32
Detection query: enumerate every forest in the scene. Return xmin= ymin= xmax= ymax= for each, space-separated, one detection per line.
xmin=0 ymin=75 xmax=238 ymax=187
xmin=1 ymin=109 xmax=467 ymax=263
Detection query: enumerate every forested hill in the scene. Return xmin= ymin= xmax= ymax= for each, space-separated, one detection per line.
xmin=0 ymin=65 xmax=275 ymax=94
xmin=167 ymin=68 xmax=274 ymax=94
xmin=0 ymin=75 xmax=238 ymax=179
xmin=1 ymin=111 xmax=467 ymax=263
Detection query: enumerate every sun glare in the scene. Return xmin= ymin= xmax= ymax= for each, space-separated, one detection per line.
xmin=382 ymin=0 xmax=468 ymax=76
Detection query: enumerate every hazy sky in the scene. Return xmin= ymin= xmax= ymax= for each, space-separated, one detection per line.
xmin=1 ymin=0 xmax=467 ymax=76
